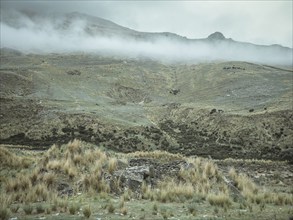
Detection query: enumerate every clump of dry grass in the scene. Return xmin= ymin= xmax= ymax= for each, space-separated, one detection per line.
xmin=203 ymin=160 xmax=219 ymax=179
xmin=228 ymin=167 xmax=293 ymax=206
xmin=207 ymin=193 xmax=232 ymax=208
xmin=0 ymin=147 xmax=33 ymax=173
xmin=140 ymin=157 xmax=233 ymax=204
xmin=229 ymin=167 xmax=258 ymax=197
xmin=157 ymin=180 xmax=194 ymax=202
xmin=11 ymin=140 xmax=113 ymax=200
xmin=67 ymin=139 xmax=83 ymax=155
xmin=5 ymin=174 xmax=31 ymax=193
xmin=43 ymin=172 xmax=56 ymax=187
xmin=24 ymin=183 xmax=49 ymax=202
xmin=0 ymin=147 xmax=20 ymax=168
xmin=108 ymin=158 xmax=118 ymax=174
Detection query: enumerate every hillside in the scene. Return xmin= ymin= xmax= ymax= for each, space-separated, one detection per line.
xmin=0 ymin=49 xmax=292 ymax=161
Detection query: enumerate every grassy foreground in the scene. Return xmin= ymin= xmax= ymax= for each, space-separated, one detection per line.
xmin=0 ymin=140 xmax=292 ymax=220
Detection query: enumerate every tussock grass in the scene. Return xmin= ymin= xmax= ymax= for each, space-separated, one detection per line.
xmin=67 ymin=139 xmax=82 ymax=155
xmin=228 ymin=167 xmax=293 ymax=206
xmin=157 ymin=180 xmax=194 ymax=202
xmin=207 ymin=193 xmax=232 ymax=208
xmin=0 ymin=147 xmax=26 ymax=168
xmin=43 ymin=172 xmax=56 ymax=187
xmin=0 ymin=147 xmax=33 ymax=169
xmin=5 ymin=175 xmax=31 ymax=193
xmin=108 ymin=158 xmax=118 ymax=174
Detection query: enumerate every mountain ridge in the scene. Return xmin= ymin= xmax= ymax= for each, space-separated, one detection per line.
xmin=2 ymin=10 xmax=292 ymax=49
xmin=1 ymin=10 xmax=292 ymax=65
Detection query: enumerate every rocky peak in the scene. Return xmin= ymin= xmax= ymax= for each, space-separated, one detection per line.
xmin=207 ymin=32 xmax=226 ymax=40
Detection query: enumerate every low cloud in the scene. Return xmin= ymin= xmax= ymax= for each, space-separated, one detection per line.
xmin=1 ymin=10 xmax=292 ymax=65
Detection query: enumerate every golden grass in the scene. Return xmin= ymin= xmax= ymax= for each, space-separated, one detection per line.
xmin=67 ymin=139 xmax=82 ymax=155
xmin=2 ymin=139 xmax=292 ymax=220
xmin=108 ymin=158 xmax=118 ymax=174
xmin=0 ymin=147 xmax=32 ymax=169
xmin=228 ymin=167 xmax=293 ymax=206
xmin=207 ymin=193 xmax=232 ymax=208
xmin=43 ymin=172 xmax=56 ymax=187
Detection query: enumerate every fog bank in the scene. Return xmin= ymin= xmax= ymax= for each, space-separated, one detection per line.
xmin=1 ymin=11 xmax=292 ymax=65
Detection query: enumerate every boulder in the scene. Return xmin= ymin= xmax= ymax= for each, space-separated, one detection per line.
xmin=113 ymin=165 xmax=151 ymax=192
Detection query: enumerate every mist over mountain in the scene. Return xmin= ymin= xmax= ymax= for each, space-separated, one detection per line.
xmin=1 ymin=10 xmax=292 ymax=65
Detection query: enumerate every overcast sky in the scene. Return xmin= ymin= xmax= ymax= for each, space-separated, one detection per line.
xmin=1 ymin=0 xmax=292 ymax=48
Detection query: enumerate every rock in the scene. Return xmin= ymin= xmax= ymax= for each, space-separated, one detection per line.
xmin=280 ymin=148 xmax=293 ymax=164
xmin=210 ymin=109 xmax=217 ymax=114
xmin=113 ymin=165 xmax=150 ymax=192
xmin=67 ymin=70 xmax=81 ymax=76
xmin=169 ymin=89 xmax=180 ymax=95
xmin=57 ymin=182 xmax=73 ymax=196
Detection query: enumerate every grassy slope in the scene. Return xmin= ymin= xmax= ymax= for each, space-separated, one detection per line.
xmin=0 ymin=51 xmax=292 ymax=160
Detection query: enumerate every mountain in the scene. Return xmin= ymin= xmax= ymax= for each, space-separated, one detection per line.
xmin=1 ymin=11 xmax=292 ymax=65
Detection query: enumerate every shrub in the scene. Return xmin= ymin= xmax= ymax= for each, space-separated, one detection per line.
xmin=23 ymin=204 xmax=33 ymax=215
xmin=83 ymin=205 xmax=91 ymax=218
xmin=0 ymin=205 xmax=10 ymax=220
xmin=153 ymin=202 xmax=158 ymax=213
xmin=36 ymin=204 xmax=45 ymax=214
xmin=58 ymin=199 xmax=68 ymax=212
xmin=107 ymin=202 xmax=115 ymax=213
xmin=120 ymin=206 xmax=128 ymax=215
xmin=10 ymin=205 xmax=19 ymax=213
xmin=45 ymin=207 xmax=51 ymax=214
xmin=188 ymin=203 xmax=197 ymax=216
xmin=69 ymin=203 xmax=79 ymax=215
xmin=51 ymin=203 xmax=57 ymax=212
